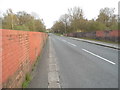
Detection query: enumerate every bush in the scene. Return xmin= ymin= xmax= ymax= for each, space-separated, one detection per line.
xmin=14 ymin=25 xmax=30 ymax=31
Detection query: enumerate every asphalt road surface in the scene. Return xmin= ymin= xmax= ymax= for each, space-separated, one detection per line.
xmin=49 ymin=34 xmax=118 ymax=88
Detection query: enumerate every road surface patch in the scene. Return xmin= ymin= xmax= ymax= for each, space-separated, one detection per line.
xmin=49 ymin=64 xmax=58 ymax=72
xmin=48 ymin=72 xmax=59 ymax=83
xmin=48 ymin=37 xmax=61 ymax=88
xmin=48 ymin=82 xmax=61 ymax=88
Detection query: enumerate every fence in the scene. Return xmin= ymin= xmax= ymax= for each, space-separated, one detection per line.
xmin=1 ymin=29 xmax=48 ymax=88
xmin=66 ymin=30 xmax=120 ymax=42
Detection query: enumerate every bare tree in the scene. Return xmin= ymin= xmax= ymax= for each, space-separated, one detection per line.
xmin=96 ymin=7 xmax=117 ymax=29
xmin=68 ymin=7 xmax=84 ymax=21
xmin=59 ymin=14 xmax=69 ymax=33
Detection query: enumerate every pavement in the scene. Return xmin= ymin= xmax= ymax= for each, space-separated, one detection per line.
xmin=28 ymin=36 xmax=61 ymax=88
xmin=28 ymin=39 xmax=49 ymax=88
xmin=28 ymin=34 xmax=118 ymax=88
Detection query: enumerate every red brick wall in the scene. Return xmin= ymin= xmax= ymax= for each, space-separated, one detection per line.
xmin=1 ymin=29 xmax=48 ymax=88
xmin=96 ymin=31 xmax=105 ymax=37
xmin=0 ymin=30 xmax=2 ymax=89
xmin=109 ymin=30 xmax=119 ymax=37
xmin=96 ymin=30 xmax=119 ymax=37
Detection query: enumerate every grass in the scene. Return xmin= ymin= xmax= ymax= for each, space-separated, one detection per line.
xmin=79 ymin=37 xmax=119 ymax=44
xmin=22 ymin=55 xmax=41 ymax=88
xmin=22 ymin=73 xmax=31 ymax=88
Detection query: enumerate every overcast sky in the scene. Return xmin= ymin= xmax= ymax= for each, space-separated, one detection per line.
xmin=1 ymin=0 xmax=119 ymax=29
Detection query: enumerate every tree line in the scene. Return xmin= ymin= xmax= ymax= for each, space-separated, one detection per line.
xmin=0 ymin=9 xmax=46 ymax=32
xmin=51 ymin=7 xmax=119 ymax=34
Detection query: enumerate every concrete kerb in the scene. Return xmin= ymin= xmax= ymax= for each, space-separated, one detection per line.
xmin=69 ymin=37 xmax=119 ymax=50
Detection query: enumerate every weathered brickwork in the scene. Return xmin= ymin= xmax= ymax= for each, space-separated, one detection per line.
xmin=1 ymin=29 xmax=48 ymax=88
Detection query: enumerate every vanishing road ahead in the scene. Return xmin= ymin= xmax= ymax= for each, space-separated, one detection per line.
xmin=49 ymin=34 xmax=118 ymax=88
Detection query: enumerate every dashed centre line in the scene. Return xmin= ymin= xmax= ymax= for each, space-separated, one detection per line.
xmin=61 ymin=39 xmax=76 ymax=47
xmin=67 ymin=42 xmax=77 ymax=47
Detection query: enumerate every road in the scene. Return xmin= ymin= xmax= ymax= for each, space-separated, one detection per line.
xmin=49 ymin=34 xmax=118 ymax=88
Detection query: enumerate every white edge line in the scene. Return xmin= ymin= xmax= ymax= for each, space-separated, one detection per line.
xmin=82 ymin=49 xmax=116 ymax=65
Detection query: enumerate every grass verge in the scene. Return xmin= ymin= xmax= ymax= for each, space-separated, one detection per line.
xmin=79 ymin=37 xmax=119 ymax=44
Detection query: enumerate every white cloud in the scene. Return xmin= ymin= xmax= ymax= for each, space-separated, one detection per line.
xmin=1 ymin=0 xmax=119 ymax=28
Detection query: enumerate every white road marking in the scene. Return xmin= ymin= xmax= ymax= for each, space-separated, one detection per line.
xmin=82 ymin=49 xmax=116 ymax=65
xmin=67 ymin=41 xmax=77 ymax=47
xmin=62 ymin=39 xmax=76 ymax=47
